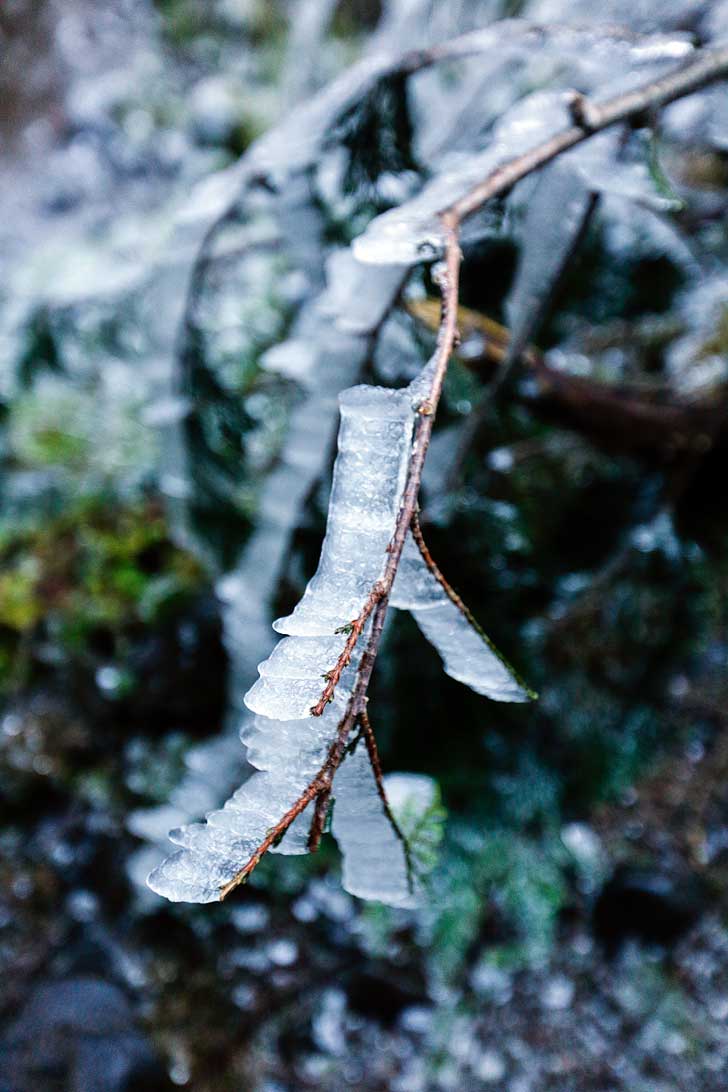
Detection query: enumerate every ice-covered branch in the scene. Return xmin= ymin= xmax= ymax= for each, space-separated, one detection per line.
xmin=148 ymin=38 xmax=728 ymax=907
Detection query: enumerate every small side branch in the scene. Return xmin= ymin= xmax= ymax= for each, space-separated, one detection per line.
xmin=309 ymin=582 xmax=386 ymax=716
xmin=411 ymin=511 xmax=482 ymax=631
xmin=221 ymin=701 xmax=361 ymax=898
xmin=219 ymin=776 xmax=325 ymax=899
xmin=360 ymin=710 xmax=414 ymax=892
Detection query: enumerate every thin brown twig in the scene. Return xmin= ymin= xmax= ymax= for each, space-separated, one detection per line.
xmin=360 ymin=710 xmax=415 ymax=893
xmin=410 ymin=511 xmax=481 ymax=630
xmin=220 ymin=43 xmax=728 ymax=898
xmin=310 ymin=582 xmax=386 ymax=717
xmin=219 ymin=776 xmax=324 ymax=899
xmin=448 ymin=46 xmax=728 ymax=223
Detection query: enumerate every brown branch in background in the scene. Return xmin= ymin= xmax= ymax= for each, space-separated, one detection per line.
xmin=220 ymin=43 xmax=728 ymax=898
xmin=408 ymin=300 xmax=727 ymax=464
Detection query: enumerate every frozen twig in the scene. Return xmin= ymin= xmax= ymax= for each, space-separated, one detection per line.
xmin=219 ymin=41 xmax=728 ymax=898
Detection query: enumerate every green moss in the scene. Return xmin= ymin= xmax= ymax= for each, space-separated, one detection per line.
xmin=0 ymin=496 xmax=209 ymax=694
xmin=0 ymin=557 xmax=43 ymax=631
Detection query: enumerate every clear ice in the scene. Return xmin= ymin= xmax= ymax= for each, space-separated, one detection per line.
xmin=147 ymin=382 xmax=417 ymax=902
xmin=273 ymin=384 xmax=416 ymax=636
xmin=390 ymin=532 xmax=531 ymax=702
xmin=332 ymin=738 xmax=429 ymax=907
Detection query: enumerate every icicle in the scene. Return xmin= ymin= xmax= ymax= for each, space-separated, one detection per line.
xmin=390 ymin=532 xmax=531 ymax=702
xmin=331 ymin=739 xmax=442 ymax=907
xmin=147 ymin=342 xmax=534 ymax=902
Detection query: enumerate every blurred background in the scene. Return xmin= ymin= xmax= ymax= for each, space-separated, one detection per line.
xmin=1 ymin=0 xmax=728 ymax=1089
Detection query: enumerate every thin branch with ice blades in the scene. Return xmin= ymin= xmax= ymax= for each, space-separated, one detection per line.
xmin=148 ymin=40 xmax=728 ymax=905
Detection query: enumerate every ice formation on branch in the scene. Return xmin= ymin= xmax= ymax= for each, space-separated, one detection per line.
xmin=352 ymin=34 xmax=692 ymax=268
xmin=273 ymin=384 xmax=416 ymax=635
xmin=390 ymin=532 xmax=531 ymax=702
xmin=148 ymin=375 xmax=528 ymax=904
xmin=331 ymin=741 xmax=428 ymax=907
xmin=147 ymin=697 xmax=349 ymax=903
xmin=141 ymin=9 xmax=722 ymax=908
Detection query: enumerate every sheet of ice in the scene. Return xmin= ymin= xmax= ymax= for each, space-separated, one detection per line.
xmin=244 ymin=633 xmax=359 ymax=720
xmin=505 ymin=162 xmax=595 ymax=369
xmin=274 ymin=384 xmax=416 ymax=636
xmin=331 ymin=738 xmax=419 ymax=907
xmin=142 ymin=226 xmax=408 ymax=893
xmin=316 ymin=249 xmax=408 ymax=335
xmin=390 ymin=532 xmax=531 ymax=702
xmin=221 ymin=251 xmax=406 ymax=698
xmin=147 ymin=696 xmax=349 ymax=902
